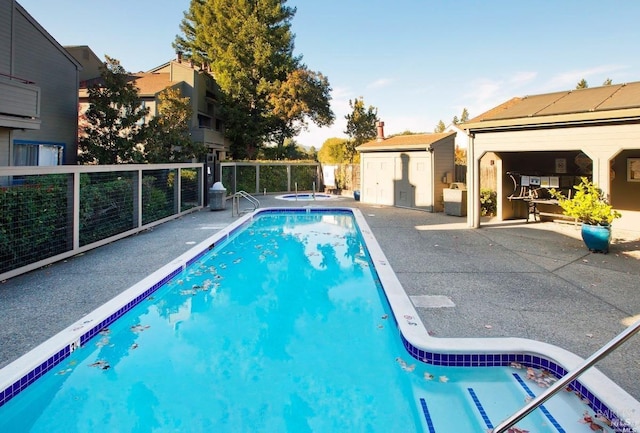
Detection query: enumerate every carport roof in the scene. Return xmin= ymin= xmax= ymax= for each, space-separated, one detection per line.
xmin=462 ymin=81 xmax=640 ymax=131
xmin=357 ymin=132 xmax=455 ymax=152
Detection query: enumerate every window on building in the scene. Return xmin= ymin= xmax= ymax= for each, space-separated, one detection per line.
xmin=198 ymin=114 xmax=212 ymax=129
xmin=13 ymin=141 xmax=64 ymax=166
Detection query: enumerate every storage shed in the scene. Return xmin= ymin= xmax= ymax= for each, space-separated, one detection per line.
xmin=358 ymin=122 xmax=456 ymax=212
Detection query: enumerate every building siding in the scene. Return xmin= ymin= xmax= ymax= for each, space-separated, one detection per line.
xmin=0 ymin=1 xmax=11 ymax=74
xmin=8 ymin=4 xmax=79 ymax=164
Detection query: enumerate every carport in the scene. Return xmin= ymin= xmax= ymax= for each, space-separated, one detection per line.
xmin=461 ymin=82 xmax=640 ymax=235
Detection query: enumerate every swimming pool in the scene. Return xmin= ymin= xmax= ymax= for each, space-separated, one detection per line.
xmin=0 ymin=208 xmax=637 ymax=431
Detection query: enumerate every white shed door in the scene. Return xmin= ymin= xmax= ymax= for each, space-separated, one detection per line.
xmin=363 ymin=156 xmax=395 ymax=205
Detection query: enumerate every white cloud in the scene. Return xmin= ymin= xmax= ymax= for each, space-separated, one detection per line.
xmin=367 ymin=78 xmax=393 ymax=89
xmin=509 ymin=71 xmax=538 ymax=86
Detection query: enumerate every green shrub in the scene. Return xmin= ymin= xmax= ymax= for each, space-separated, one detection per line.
xmin=480 ymin=189 xmax=497 ymax=216
xmin=79 ymin=174 xmax=134 ymax=246
xmin=0 ymin=175 xmax=69 ymax=273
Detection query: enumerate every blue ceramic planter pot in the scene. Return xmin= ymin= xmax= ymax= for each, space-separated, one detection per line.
xmin=581 ymin=223 xmax=611 ymax=253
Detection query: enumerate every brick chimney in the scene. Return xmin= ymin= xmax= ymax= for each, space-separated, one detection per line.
xmin=176 ymin=52 xmax=182 ymax=63
xmin=376 ymin=121 xmax=385 ymax=141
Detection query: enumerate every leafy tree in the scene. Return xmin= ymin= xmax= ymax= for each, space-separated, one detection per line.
xmin=603 ymin=78 xmax=613 ymax=86
xmin=144 ymin=87 xmax=206 ymax=163
xmin=174 ymin=0 xmax=333 ymax=159
xmin=268 ymin=67 xmax=334 ymax=153
xmin=344 ymin=97 xmax=378 ymax=163
xmin=434 ymin=120 xmax=446 ymax=133
xmin=576 ymin=78 xmax=589 ymax=89
xmin=78 ymin=56 xmax=148 ymax=164
xmin=317 ymin=137 xmax=348 ymax=164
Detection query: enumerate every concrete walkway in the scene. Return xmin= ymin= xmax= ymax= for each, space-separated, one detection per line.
xmin=1 ymin=194 xmax=639 ymax=403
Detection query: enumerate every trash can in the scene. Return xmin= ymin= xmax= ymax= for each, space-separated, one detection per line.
xmin=443 ymin=183 xmax=467 ymax=216
xmin=209 ymin=182 xmax=227 ymax=211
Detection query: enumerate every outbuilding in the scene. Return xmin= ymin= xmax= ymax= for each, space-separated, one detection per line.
xmin=358 ymin=122 xmax=456 ymax=212
xmin=461 ymin=82 xmax=640 ymax=235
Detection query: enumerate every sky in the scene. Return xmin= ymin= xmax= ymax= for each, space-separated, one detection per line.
xmin=17 ymin=0 xmax=640 ymax=149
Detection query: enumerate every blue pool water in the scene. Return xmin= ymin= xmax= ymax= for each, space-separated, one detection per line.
xmin=0 ymin=210 xmax=621 ymax=432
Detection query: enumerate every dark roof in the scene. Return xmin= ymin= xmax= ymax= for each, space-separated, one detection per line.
xmin=462 ymin=81 xmax=640 ymax=131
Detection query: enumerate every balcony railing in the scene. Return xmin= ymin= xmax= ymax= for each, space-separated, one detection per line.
xmin=0 ymin=74 xmax=40 ymax=125
xmin=190 ymin=127 xmax=225 ymax=148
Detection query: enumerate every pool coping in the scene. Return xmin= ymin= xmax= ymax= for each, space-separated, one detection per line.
xmin=1 ymin=206 xmax=639 ymax=430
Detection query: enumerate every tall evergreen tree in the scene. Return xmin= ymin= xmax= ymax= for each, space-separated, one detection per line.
xmin=78 ymin=57 xmax=148 ymax=164
xmin=174 ymin=0 xmax=333 ymax=159
xmin=344 ymin=97 xmax=378 ymax=163
xmin=460 ymin=107 xmax=469 ymax=123
xmin=576 ymin=78 xmax=589 ymax=89
xmin=434 ymin=120 xmax=446 ymax=133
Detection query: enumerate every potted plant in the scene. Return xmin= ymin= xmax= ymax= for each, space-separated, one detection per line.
xmin=550 ymin=177 xmax=621 ymax=253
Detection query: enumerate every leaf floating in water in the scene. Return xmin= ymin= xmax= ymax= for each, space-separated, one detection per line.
xmin=89 ymin=360 xmax=110 ymax=370
xmin=130 ymin=343 xmax=139 ymax=350
xmin=95 ymin=337 xmax=110 ymax=348
xmin=55 ymin=368 xmax=72 ymax=376
xmin=381 ymin=314 xmax=388 ymax=320
xmin=233 ymin=258 xmax=242 ymax=264
xmin=131 ymin=324 xmax=150 ymax=333
xmin=439 ymin=376 xmax=449 ymax=383
xmin=423 ymin=372 xmax=434 ymax=380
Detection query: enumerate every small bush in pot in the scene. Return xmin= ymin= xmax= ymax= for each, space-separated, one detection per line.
xmin=550 ymin=177 xmax=620 ymax=225
xmin=550 ymin=177 xmax=621 ymax=253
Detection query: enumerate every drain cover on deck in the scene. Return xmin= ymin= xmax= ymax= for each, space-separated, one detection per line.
xmin=410 ymin=295 xmax=455 ymax=308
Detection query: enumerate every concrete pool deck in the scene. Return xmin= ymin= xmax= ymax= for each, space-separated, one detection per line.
xmin=1 ymin=193 xmax=639 ymax=407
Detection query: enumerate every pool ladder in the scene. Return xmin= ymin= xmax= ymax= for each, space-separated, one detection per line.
xmin=231 ymin=191 xmax=260 ymax=217
xmin=493 ymin=318 xmax=640 ymax=432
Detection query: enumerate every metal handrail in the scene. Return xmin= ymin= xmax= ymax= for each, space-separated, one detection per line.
xmin=493 ymin=319 xmax=640 ymax=432
xmin=231 ymin=191 xmax=260 ymax=217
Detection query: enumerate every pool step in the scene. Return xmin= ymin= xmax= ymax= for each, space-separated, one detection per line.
xmin=416 ymin=374 xmax=582 ymax=432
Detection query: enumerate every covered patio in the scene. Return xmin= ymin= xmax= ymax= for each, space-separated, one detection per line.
xmin=462 ymin=82 xmax=640 ymax=237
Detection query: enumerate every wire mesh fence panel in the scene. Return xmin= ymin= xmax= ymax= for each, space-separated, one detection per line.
xmin=221 ymin=165 xmax=236 ymax=194
xmin=291 ymin=165 xmax=318 ymax=191
xmin=79 ymin=171 xmax=136 ymax=247
xmin=180 ymin=167 xmax=201 ymax=212
xmin=142 ymin=169 xmax=177 ymax=225
xmin=259 ymin=165 xmax=288 ymax=193
xmin=0 ymin=174 xmax=72 ymax=274
xmin=237 ymin=166 xmax=257 ymax=193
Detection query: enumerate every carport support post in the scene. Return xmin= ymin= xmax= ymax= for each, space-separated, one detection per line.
xmin=581 ymin=149 xmax=617 ymax=198
xmin=467 ymin=132 xmax=481 ymax=228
